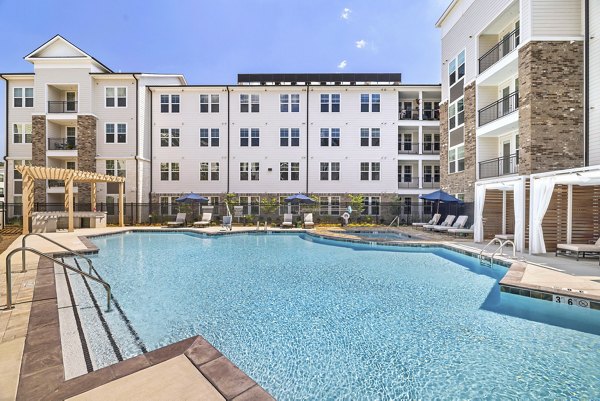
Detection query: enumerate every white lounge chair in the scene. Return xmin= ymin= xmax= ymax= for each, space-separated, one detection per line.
xmin=193 ymin=213 xmax=212 ymax=227
xmin=281 ymin=213 xmax=293 ymax=228
xmin=412 ymin=213 xmax=441 ymax=228
xmin=167 ymin=213 xmax=186 ymax=227
xmin=435 ymin=215 xmax=468 ymax=232
xmin=303 ymin=213 xmax=314 ymax=228
xmin=221 ymin=215 xmax=232 ymax=231
xmin=448 ymin=224 xmax=474 ymax=237
xmin=424 ymin=215 xmax=455 ymax=231
xmin=556 ymin=238 xmax=600 ymax=261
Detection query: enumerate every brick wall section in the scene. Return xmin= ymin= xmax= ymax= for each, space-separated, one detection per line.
xmin=77 ymin=115 xmax=98 ymax=205
xmin=440 ymin=82 xmax=477 ymax=202
xmin=32 ymin=115 xmax=46 ymax=203
xmin=518 ymin=41 xmax=584 ymax=175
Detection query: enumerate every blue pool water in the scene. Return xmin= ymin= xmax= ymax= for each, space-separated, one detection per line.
xmin=78 ymin=232 xmax=600 ymax=399
xmin=348 ymin=231 xmax=413 ymax=240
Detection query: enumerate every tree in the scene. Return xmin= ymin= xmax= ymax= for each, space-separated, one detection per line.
xmin=224 ymin=193 xmax=238 ymax=215
xmin=260 ymin=197 xmax=279 ymax=224
xmin=348 ymin=194 xmax=365 ymax=219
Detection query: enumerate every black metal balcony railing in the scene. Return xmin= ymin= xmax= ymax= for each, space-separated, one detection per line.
xmin=478 ymin=91 xmax=519 ymax=126
xmin=421 ymin=109 xmax=440 ymax=121
xmin=48 ymin=138 xmax=77 ymax=150
xmin=479 ymin=27 xmax=520 ymax=73
xmin=422 ymin=143 xmax=441 ymax=154
xmin=399 ymin=109 xmax=419 ymax=120
xmin=47 ymin=180 xmax=65 ymax=188
xmin=398 ymin=142 xmax=419 ymax=154
xmin=479 ymin=153 xmax=519 ymax=179
xmin=397 ymin=178 xmax=420 ymax=188
xmin=422 ymin=177 xmax=441 ymax=188
xmin=48 ymin=101 xmax=78 ymax=113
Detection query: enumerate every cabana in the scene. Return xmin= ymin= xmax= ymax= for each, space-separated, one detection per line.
xmin=16 ymin=165 xmax=126 ymax=234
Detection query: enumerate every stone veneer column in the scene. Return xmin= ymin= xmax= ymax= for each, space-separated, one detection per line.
xmin=518 ymin=41 xmax=584 ymax=175
xmin=77 ymin=115 xmax=97 ymax=206
xmin=439 ymin=82 xmax=477 ymax=202
xmin=32 ymin=115 xmax=47 ymax=204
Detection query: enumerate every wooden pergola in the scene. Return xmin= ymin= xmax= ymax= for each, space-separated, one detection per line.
xmin=16 ymin=166 xmax=126 ymax=234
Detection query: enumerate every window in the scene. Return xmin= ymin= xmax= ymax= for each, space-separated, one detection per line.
xmin=105 ymin=160 xmax=126 ymax=177
xmin=199 ymin=162 xmax=220 ymax=181
xmin=160 ymin=162 xmax=179 ymax=181
xmin=211 ymin=129 xmax=219 ymax=146
xmin=240 ymin=94 xmax=259 ymax=112
xmin=362 ymin=196 xmax=381 ymax=215
xmin=423 ymin=165 xmax=441 ymax=184
xmin=361 ymin=94 xmax=381 ymax=112
xmin=320 ymin=196 xmax=340 ymax=215
xmin=200 ymin=94 xmax=219 ymax=113
xmin=240 ymin=128 xmax=259 ymax=147
xmin=279 ymin=128 xmax=300 ymax=147
xmin=280 ymin=94 xmax=300 ymax=112
xmin=66 ymin=161 xmax=76 ymax=170
xmin=320 ymin=162 xmax=340 ymax=181
xmin=251 ymin=128 xmax=259 ymax=146
xmin=13 ymin=88 xmax=33 ymax=108
xmin=321 ymin=128 xmax=340 ymax=146
xmin=160 ymin=196 xmax=179 ymax=215
xmin=360 ymin=128 xmax=380 ymax=146
xmin=361 ymin=162 xmax=380 ymax=181
xmin=105 ymin=87 xmax=127 ymax=108
xmin=423 ymin=133 xmax=441 ymax=153
xmin=448 ymin=144 xmax=465 ymax=173
xmin=240 ymin=129 xmax=248 ymax=146
xmin=449 ymin=97 xmax=464 ymax=130
xmin=200 ymin=163 xmax=208 ymax=180
xmin=449 ymin=50 xmax=465 ymax=86
xmin=105 ymin=123 xmax=127 ymax=143
xmin=160 ymin=128 xmax=179 ymax=147
xmin=239 ymin=196 xmax=260 ymax=215
xmin=240 ymin=162 xmax=260 ymax=181
xmin=14 ymin=160 xmax=32 ymax=181
xmin=13 ymin=123 xmax=32 ymax=144
xmin=321 ymin=94 xmax=340 ymax=112
xmin=160 ymin=94 xmax=180 ymax=113
xmin=211 ymin=162 xmax=220 ymax=181
xmin=280 ymin=162 xmax=300 ymax=181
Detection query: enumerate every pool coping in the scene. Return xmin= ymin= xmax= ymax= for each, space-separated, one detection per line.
xmin=16 ymin=236 xmax=274 ymax=401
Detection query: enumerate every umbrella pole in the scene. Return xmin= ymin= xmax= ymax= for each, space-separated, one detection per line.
xmin=436 ymin=201 xmax=440 ymax=214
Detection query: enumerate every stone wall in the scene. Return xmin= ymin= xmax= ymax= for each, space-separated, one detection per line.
xmin=518 ymin=41 xmax=584 ymax=174
xmin=32 ymin=115 xmax=46 ymax=203
xmin=77 ymin=115 xmax=98 ymax=205
xmin=439 ymin=82 xmax=477 ymax=202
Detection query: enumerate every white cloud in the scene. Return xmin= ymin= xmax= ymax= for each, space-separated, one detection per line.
xmin=355 ymin=40 xmax=367 ymax=49
xmin=337 ymin=60 xmax=348 ymax=69
xmin=341 ymin=8 xmax=351 ymax=20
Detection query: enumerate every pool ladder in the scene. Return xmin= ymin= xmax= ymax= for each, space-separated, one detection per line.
xmin=479 ymin=238 xmax=516 ymax=267
xmin=4 ymin=233 xmax=112 ymax=311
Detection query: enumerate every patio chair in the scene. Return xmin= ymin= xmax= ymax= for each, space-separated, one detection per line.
xmin=423 ymin=215 xmax=455 ymax=231
xmin=303 ymin=213 xmax=314 ymax=229
xmin=448 ymin=224 xmax=474 ymax=237
xmin=435 ymin=215 xmax=468 ymax=232
xmin=281 ymin=213 xmax=293 ymax=228
xmin=193 ymin=213 xmax=212 ymax=228
xmin=412 ymin=213 xmax=441 ymax=228
xmin=166 ymin=213 xmax=186 ymax=227
xmin=221 ymin=215 xmax=232 ymax=231
xmin=556 ymin=237 xmax=600 ymax=261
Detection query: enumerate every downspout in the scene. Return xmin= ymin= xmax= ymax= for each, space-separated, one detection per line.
xmin=306 ymin=84 xmax=309 ymax=193
xmin=584 ymin=0 xmax=590 ymax=166
xmin=1 ymin=75 xmax=8 ymax=226
xmin=133 ymin=74 xmax=139 ymax=205
xmin=149 ymin=88 xmax=153 ymax=201
xmin=227 ymin=86 xmax=230 ymax=193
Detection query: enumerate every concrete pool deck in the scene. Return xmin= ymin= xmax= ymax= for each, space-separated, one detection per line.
xmin=1 ymin=225 xmax=599 ymax=400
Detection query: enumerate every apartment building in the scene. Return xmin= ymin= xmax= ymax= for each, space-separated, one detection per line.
xmin=2 ymin=37 xmax=441 ymax=220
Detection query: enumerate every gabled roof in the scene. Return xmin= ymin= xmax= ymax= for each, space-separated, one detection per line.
xmin=24 ymin=34 xmax=112 ymax=73
xmin=435 ymin=0 xmax=461 ymax=28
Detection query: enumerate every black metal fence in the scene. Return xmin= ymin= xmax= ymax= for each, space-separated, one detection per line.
xmin=478 ymin=27 xmax=520 ymax=73
xmin=479 ymin=154 xmax=519 ymax=179
xmin=478 ymin=91 xmax=519 ymax=126
xmin=1 ymin=201 xmax=475 ymax=228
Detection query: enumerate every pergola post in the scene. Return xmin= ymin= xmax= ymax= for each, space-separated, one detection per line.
xmin=65 ymin=176 xmax=74 ymax=232
xmin=91 ymin=182 xmax=97 ymax=211
xmin=21 ymin=174 xmax=34 ymax=235
xmin=118 ymin=182 xmax=124 ymax=227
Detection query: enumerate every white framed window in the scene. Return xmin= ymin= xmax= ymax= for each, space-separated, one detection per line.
xmin=319 ymin=196 xmax=340 ymax=215
xmin=423 ymin=165 xmax=441 ymax=184
xmin=448 ymin=97 xmax=464 ymax=130
xmin=280 ymin=94 xmax=300 ymax=112
xmin=200 ymin=94 xmax=220 ymax=113
xmin=239 ymin=128 xmax=260 ymax=147
xmin=200 ymin=162 xmax=219 ymax=181
xmin=13 ymin=88 xmax=33 ymax=108
xmin=211 ymin=129 xmax=219 ymax=146
xmin=105 ymin=87 xmax=127 ymax=108
xmin=160 ymin=128 xmax=179 ymax=147
xmin=320 ymin=162 xmax=340 ymax=181
xmin=360 ymin=128 xmax=380 ymax=147
xmin=449 ymin=50 xmax=465 ymax=87
xmin=320 ymin=93 xmax=340 ymax=112
xmin=200 ymin=129 xmax=220 ymax=147
xmin=320 ymin=128 xmax=340 ymax=146
xmin=360 ymin=93 xmax=380 ymax=112
xmin=279 ymin=128 xmax=300 ymax=147
xmin=423 ymin=133 xmax=441 ymax=153
xmin=240 ymin=94 xmax=259 ymax=113
xmin=362 ymin=196 xmax=381 ymax=215
xmin=105 ymin=123 xmax=127 ymax=143
xmin=280 ymin=162 xmax=300 ymax=181
xmin=160 ymin=94 xmax=180 ymax=113
xmin=160 ymin=162 xmax=179 ymax=181
xmin=360 ymin=162 xmax=380 ymax=181
xmin=160 ymin=196 xmax=180 ymax=215
xmin=13 ymin=123 xmax=32 ymax=144
xmin=240 ymin=162 xmax=260 ymax=181
xmin=448 ymin=144 xmax=465 ymax=173
xmin=105 ymin=160 xmax=126 ymax=177
xmin=239 ymin=196 xmax=260 ymax=215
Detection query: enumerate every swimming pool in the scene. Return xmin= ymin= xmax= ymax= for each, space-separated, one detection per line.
xmin=347 ymin=230 xmax=414 ymax=241
xmin=69 ymin=232 xmax=600 ymax=399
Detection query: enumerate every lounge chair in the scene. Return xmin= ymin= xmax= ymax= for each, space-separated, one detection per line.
xmin=167 ymin=213 xmax=186 ymax=227
xmin=435 ymin=215 xmax=468 ymax=232
xmin=221 ymin=215 xmax=232 ymax=231
xmin=281 ymin=213 xmax=293 ymax=228
xmin=412 ymin=213 xmax=441 ymax=228
xmin=424 ymin=215 xmax=455 ymax=231
xmin=448 ymin=224 xmax=474 ymax=237
xmin=556 ymin=238 xmax=600 ymax=261
xmin=303 ymin=213 xmax=314 ymax=229
xmin=193 ymin=213 xmax=212 ymax=227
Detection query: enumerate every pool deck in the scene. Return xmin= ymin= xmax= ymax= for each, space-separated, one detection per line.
xmin=1 ymin=225 xmax=600 ymax=400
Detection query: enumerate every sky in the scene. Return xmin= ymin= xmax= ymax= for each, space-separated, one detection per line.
xmin=0 ymin=0 xmax=449 ymax=157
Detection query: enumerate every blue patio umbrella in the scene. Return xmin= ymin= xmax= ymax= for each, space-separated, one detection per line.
xmin=284 ymin=193 xmax=316 ymax=205
xmin=175 ymin=193 xmax=209 ymax=203
xmin=419 ymin=190 xmax=462 ymax=213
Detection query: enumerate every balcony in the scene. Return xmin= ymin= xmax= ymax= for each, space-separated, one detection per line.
xmin=399 ymin=109 xmax=419 ymax=120
xmin=421 ymin=109 xmax=440 ymax=121
xmin=421 ymin=178 xmax=441 ymax=188
xmin=398 ymin=178 xmax=420 ymax=189
xmin=47 ymin=180 xmax=65 ymax=188
xmin=48 ymin=138 xmax=77 ymax=150
xmin=48 ymin=101 xmax=78 ymax=113
xmin=478 ymin=91 xmax=519 ymax=126
xmin=398 ymin=142 xmax=419 ymax=154
xmin=479 ymin=27 xmax=519 ymax=74
xmin=422 ymin=143 xmax=440 ymax=155
xmin=479 ymin=153 xmax=519 ymax=179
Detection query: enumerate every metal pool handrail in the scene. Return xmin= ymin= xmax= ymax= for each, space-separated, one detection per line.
xmin=21 ymin=233 xmax=94 ymax=274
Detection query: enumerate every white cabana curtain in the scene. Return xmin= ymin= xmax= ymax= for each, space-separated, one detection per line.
xmin=474 ymin=185 xmax=486 ymax=242
xmin=529 ymin=177 xmax=555 ymax=254
xmin=513 ymin=180 xmax=525 ymax=252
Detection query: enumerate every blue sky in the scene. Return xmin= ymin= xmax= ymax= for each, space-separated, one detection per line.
xmin=0 ymin=0 xmax=448 ymax=157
